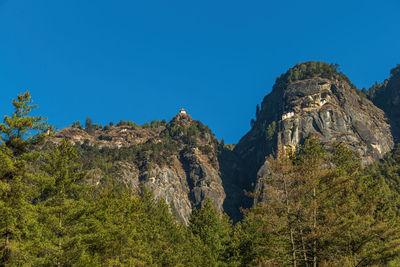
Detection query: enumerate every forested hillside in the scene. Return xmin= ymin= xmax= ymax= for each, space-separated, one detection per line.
xmin=2 ymin=61 xmax=400 ymax=266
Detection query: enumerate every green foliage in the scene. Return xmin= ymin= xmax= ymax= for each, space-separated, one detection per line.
xmin=239 ymin=138 xmax=400 ymax=266
xmin=199 ymin=145 xmax=214 ymax=155
xmin=0 ymin=91 xmax=52 ymax=154
xmin=223 ymin=143 xmax=235 ymax=151
xmin=116 ymin=119 xmax=139 ymax=128
xmin=0 ymin=92 xmax=52 ymax=265
xmin=76 ymin=186 xmax=210 ymax=266
xmin=85 ymin=117 xmax=94 ymax=135
xmin=162 ymin=118 xmax=213 ymax=148
xmin=275 ymin=61 xmax=358 ymax=90
xmin=2 ymin=93 xmax=400 ymax=266
xmin=266 ymin=121 xmax=276 ymax=141
xmin=72 ymin=116 xmax=219 ymax=175
xmin=365 ymin=144 xmax=400 ymax=206
xmin=76 ymin=135 xmax=180 ymax=173
xmin=116 ymin=119 xmax=166 ymax=129
xmin=72 ymin=120 xmax=82 ymax=128
xmin=145 ymin=119 xmax=166 ymax=128
xmin=85 ymin=117 xmax=103 ymax=135
xmin=36 ymin=139 xmax=89 ymax=265
xmin=189 ymin=199 xmax=235 ymax=265
xmin=0 ymin=144 xmax=42 ymax=265
xmin=355 ymin=87 xmax=368 ymax=100
xmin=0 ymin=93 xmax=217 ymax=265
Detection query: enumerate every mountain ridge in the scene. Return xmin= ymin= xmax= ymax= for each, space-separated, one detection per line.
xmin=50 ymin=61 xmax=399 ymax=222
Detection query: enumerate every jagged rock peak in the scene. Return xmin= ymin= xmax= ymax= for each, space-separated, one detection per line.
xmin=234 ymin=61 xmax=394 ymax=195
xmin=50 ymin=106 xmax=226 ymax=224
xmin=369 ymin=64 xmax=400 ymax=142
xmin=254 ymin=62 xmax=393 ymax=162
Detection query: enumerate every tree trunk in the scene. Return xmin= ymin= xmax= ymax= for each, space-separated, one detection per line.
xmin=290 ymin=228 xmax=297 ymax=267
xmin=313 ymin=186 xmax=317 ymax=267
xmin=284 ymin=179 xmax=297 ymax=267
xmin=300 ymin=226 xmax=309 ymax=267
xmin=3 ymin=230 xmax=10 ymax=263
xmin=2 ymin=218 xmax=11 ymax=265
xmin=58 ymin=211 xmax=62 ymax=267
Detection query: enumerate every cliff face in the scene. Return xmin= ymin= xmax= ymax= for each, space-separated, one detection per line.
xmin=113 ymin=153 xmax=224 ymax=225
xmin=51 ymin=62 xmax=398 ymax=223
xmin=51 ymin=111 xmax=226 ymax=224
xmin=234 ymin=63 xmax=394 ymax=207
xmin=276 ymin=77 xmax=393 ymax=161
xmin=370 ymin=65 xmax=400 ymax=142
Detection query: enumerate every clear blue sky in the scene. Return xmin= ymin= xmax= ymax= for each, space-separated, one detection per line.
xmin=0 ymin=1 xmax=399 ymax=144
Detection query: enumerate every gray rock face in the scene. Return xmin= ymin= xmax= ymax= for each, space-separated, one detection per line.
xmin=144 ymin=158 xmax=193 ymax=224
xmin=370 ymin=65 xmax=400 ymax=142
xmin=53 ymin=110 xmax=227 ymax=224
xmin=277 ymin=78 xmax=393 ymax=163
xmin=234 ymin=75 xmax=394 ymax=208
xmin=180 ymin=149 xmax=225 ymax=213
xmin=111 ymin=158 xmax=193 ymax=224
xmin=52 ymin=66 xmax=397 ymax=223
xmin=112 ymin=149 xmax=225 ymax=225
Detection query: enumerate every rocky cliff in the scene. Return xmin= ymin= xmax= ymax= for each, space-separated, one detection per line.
xmin=52 ymin=124 xmax=164 ymax=148
xmin=51 ymin=110 xmax=226 ymax=224
xmin=234 ymin=62 xmax=394 ymax=207
xmin=50 ymin=62 xmax=398 ymax=223
xmin=369 ymin=64 xmax=400 ymax=142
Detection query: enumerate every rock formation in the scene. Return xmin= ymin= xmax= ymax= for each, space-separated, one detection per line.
xmin=369 ymin=64 xmax=400 ymax=142
xmin=51 ymin=110 xmax=226 ymax=224
xmin=234 ymin=62 xmax=394 ymax=209
xmin=50 ymin=62 xmax=398 ymax=223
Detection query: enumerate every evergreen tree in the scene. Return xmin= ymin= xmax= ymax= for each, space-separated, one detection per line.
xmin=85 ymin=117 xmax=95 ymax=135
xmin=243 ymin=138 xmax=400 ymax=266
xmin=0 ymin=92 xmax=51 ymax=265
xmin=80 ymin=185 xmax=209 ymax=266
xmin=189 ymin=199 xmax=234 ymax=265
xmin=37 ymin=139 xmax=89 ymax=266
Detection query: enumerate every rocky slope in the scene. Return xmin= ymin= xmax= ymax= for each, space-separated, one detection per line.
xmin=52 ymin=124 xmax=164 ymax=148
xmin=51 ymin=110 xmax=227 ymax=224
xmin=369 ymin=65 xmax=400 ymax=142
xmin=234 ymin=62 xmax=394 ymax=207
xmin=51 ymin=62 xmax=398 ymax=222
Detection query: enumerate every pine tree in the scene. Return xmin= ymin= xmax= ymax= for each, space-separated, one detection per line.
xmin=189 ymin=199 xmax=233 ymax=265
xmin=243 ymin=138 xmax=400 ymax=266
xmin=323 ymin=144 xmax=400 ymax=265
xmin=0 ymin=92 xmax=51 ymax=265
xmin=37 ymin=139 xmax=89 ymax=266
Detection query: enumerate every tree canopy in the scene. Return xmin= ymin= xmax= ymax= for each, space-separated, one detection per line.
xmin=1 ymin=92 xmax=400 ymax=266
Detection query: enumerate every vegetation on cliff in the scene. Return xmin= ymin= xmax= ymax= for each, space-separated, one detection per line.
xmin=274 ymin=61 xmax=357 ymax=90
xmin=1 ymin=92 xmax=400 ymax=266
xmin=237 ymin=139 xmax=400 ymax=266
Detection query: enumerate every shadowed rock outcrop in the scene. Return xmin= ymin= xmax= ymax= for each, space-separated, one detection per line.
xmin=50 ymin=62 xmax=397 ymax=223
xmin=234 ymin=62 xmax=394 ymax=211
xmin=369 ymin=64 xmax=400 ymax=143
